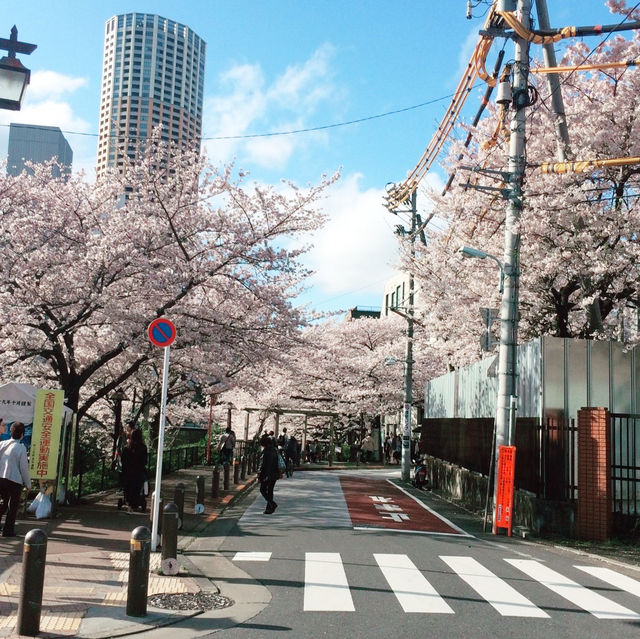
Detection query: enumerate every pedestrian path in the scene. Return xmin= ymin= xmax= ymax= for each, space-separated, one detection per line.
xmin=232 ymin=551 xmax=640 ymax=620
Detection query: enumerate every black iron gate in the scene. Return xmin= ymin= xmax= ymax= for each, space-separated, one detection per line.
xmin=610 ymin=413 xmax=640 ymax=525
xmin=537 ymin=417 xmax=577 ymax=501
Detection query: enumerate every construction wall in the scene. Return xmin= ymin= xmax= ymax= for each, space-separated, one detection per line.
xmin=424 ymin=336 xmax=639 ymax=423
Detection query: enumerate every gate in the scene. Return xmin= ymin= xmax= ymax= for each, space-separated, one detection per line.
xmin=610 ymin=413 xmax=640 ymax=525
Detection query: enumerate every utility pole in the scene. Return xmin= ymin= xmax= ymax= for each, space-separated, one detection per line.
xmin=535 ymin=0 xmax=571 ymax=161
xmin=494 ymin=0 xmax=531 ymax=503
xmin=401 ymin=190 xmax=417 ymax=482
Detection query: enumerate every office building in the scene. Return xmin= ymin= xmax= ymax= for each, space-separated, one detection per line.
xmin=96 ymin=13 xmax=206 ymax=176
xmin=7 ymin=123 xmax=73 ymax=178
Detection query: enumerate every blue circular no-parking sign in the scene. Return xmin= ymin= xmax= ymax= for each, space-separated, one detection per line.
xmin=147 ymin=318 xmax=177 ymax=348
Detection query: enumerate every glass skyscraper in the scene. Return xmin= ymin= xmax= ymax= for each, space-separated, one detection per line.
xmin=96 ymin=13 xmax=206 ymax=176
xmin=7 ymin=123 xmax=72 ymax=178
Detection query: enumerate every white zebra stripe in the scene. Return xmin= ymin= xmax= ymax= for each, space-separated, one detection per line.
xmin=374 ymin=554 xmax=454 ymax=613
xmin=505 ymin=559 xmax=640 ymax=620
xmin=232 ymin=551 xmax=272 ymax=561
xmin=441 ymin=556 xmax=548 ymax=617
xmin=574 ymin=565 xmax=640 ymax=599
xmin=304 ymin=552 xmax=355 ymax=611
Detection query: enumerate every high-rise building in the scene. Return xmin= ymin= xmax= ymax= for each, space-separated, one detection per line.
xmin=7 ymin=123 xmax=73 ymax=178
xmin=96 ymin=13 xmax=206 ymax=177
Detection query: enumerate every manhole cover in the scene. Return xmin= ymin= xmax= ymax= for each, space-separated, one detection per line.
xmin=148 ymin=592 xmax=234 ymax=610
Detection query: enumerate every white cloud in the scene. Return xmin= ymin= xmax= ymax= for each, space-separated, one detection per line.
xmin=202 ymin=44 xmax=339 ymax=169
xmin=304 ymin=174 xmax=398 ymax=298
xmin=27 ymin=70 xmax=87 ymax=99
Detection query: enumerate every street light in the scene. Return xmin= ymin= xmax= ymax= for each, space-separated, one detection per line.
xmin=457 ymin=245 xmax=505 ymax=293
xmin=0 ymin=26 xmax=36 ymax=111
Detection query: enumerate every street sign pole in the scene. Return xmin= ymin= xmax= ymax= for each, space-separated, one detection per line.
xmin=151 ymin=344 xmax=170 ymax=552
xmin=147 ymin=317 xmax=177 ymax=553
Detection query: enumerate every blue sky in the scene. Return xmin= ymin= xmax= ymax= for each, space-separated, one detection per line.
xmin=2 ymin=1 xmax=617 ymax=313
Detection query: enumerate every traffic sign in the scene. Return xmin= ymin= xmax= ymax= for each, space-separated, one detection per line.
xmin=148 ymin=318 xmax=176 ymax=348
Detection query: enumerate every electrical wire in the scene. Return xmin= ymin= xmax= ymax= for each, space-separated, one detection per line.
xmin=1 ymin=94 xmax=456 ymax=143
xmin=385 ymin=4 xmax=503 ymax=210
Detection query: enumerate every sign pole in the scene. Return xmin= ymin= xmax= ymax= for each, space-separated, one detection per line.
xmin=151 ymin=344 xmax=171 ymax=552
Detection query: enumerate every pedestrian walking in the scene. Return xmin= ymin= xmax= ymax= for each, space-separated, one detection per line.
xmin=277 ymin=427 xmax=289 ymax=449
xmin=392 ymin=433 xmax=402 ymax=465
xmin=284 ymin=433 xmax=297 ymax=477
xmin=258 ymin=433 xmax=279 ymax=514
xmin=361 ymin=431 xmax=375 ymax=463
xmin=0 ymin=422 xmax=31 ymax=537
xmin=119 ymin=428 xmax=147 ymax=511
xmin=384 ymin=435 xmax=392 ymax=463
xmin=219 ymin=425 xmax=236 ymax=465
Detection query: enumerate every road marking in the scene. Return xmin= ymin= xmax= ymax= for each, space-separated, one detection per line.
xmin=232 ymin=552 xmax=272 ymax=562
xmin=388 ymin=480 xmax=473 ymax=537
xmin=304 ymin=552 xmax=355 ymax=611
xmin=374 ymin=554 xmax=454 ymax=614
xmin=575 ymin=565 xmax=640 ymax=598
xmin=441 ymin=556 xmax=548 ymax=617
xmin=353 ymin=526 xmax=466 ymax=537
xmin=505 ymin=559 xmax=640 ymax=620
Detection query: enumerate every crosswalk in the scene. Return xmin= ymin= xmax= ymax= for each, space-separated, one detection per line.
xmin=233 ymin=551 xmax=640 ymax=619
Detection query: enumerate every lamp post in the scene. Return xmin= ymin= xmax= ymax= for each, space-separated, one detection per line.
xmin=457 ymin=246 xmax=505 ymax=293
xmin=0 ymin=26 xmax=36 ymax=111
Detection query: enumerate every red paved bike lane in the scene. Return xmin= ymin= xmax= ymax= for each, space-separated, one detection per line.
xmin=339 ymin=477 xmax=470 ymax=536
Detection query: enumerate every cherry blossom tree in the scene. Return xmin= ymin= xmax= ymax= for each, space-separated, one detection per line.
xmin=0 ymin=142 xmax=335 ymax=439
xmin=221 ymin=313 xmax=441 ymax=441
xmin=405 ymin=3 xmax=640 ymax=368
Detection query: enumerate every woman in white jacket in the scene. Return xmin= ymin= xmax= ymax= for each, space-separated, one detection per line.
xmin=0 ymin=422 xmax=31 ymax=537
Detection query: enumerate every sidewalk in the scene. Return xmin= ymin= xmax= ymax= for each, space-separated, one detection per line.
xmin=0 ymin=464 xmax=261 ymax=638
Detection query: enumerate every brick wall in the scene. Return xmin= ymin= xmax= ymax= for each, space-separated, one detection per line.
xmin=576 ymin=407 xmax=612 ymax=541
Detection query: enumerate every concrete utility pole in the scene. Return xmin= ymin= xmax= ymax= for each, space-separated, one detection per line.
xmin=401 ymin=190 xmax=417 ymax=482
xmin=535 ymin=0 xmax=571 ymax=161
xmin=494 ymin=0 xmax=532 ymax=488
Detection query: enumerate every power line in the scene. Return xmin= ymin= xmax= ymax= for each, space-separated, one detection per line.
xmin=2 ymin=93 xmax=456 ymax=143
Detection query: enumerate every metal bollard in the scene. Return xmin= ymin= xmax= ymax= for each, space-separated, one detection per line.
xmin=126 ymin=526 xmax=151 ymax=617
xmin=196 ymin=475 xmax=205 ymax=507
xmin=212 ymin=465 xmax=220 ymax=499
xmin=223 ymin=463 xmax=230 ymax=490
xmin=233 ymin=460 xmax=240 ymax=484
xmin=173 ymin=483 xmax=185 ymax=530
xmin=161 ymin=503 xmax=179 ymax=575
xmin=17 ymin=529 xmax=48 ymax=637
xmin=241 ymin=455 xmax=247 ymax=480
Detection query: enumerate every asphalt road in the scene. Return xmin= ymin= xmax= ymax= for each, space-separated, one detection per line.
xmin=215 ymin=468 xmax=640 ymax=639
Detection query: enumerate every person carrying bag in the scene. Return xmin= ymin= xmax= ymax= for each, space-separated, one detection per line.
xmin=0 ymin=422 xmax=31 ymax=537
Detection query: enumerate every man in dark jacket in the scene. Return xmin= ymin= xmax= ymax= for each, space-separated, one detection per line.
xmin=258 ymin=433 xmax=279 ymax=514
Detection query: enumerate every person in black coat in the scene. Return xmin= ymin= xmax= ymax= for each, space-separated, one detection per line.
xmin=120 ymin=428 xmax=147 ymax=511
xmin=258 ymin=433 xmax=279 ymax=514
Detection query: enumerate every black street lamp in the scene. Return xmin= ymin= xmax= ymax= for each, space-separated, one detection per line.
xmin=0 ymin=26 xmax=36 ymax=111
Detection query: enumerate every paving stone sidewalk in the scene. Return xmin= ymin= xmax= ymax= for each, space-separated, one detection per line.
xmin=0 ymin=464 xmax=258 ymax=638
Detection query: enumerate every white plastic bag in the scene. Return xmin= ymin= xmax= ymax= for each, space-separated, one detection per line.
xmin=35 ymin=493 xmax=52 ymax=519
xmin=28 ymin=489 xmax=45 ymax=514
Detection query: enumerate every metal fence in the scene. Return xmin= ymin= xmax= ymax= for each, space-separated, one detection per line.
xmin=75 ymin=439 xmax=257 ymax=499
xmin=610 ymin=413 xmax=640 ymax=521
xmin=76 ymin=443 xmax=206 ymax=499
xmin=420 ymin=416 xmax=577 ymax=500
